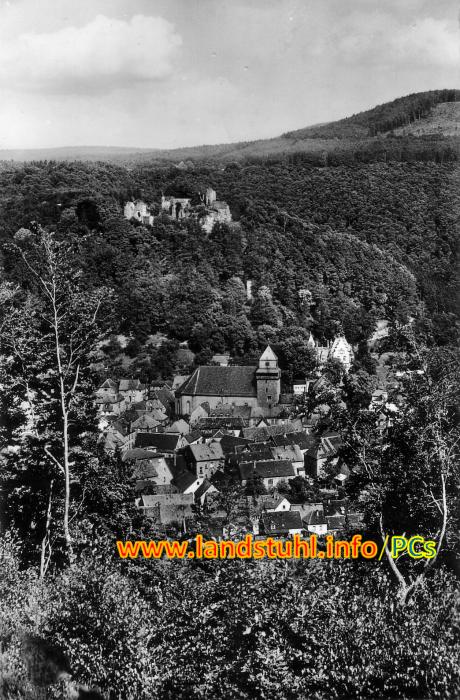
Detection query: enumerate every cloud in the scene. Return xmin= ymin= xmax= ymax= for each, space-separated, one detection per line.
xmin=338 ymin=15 xmax=460 ymax=68
xmin=0 ymin=14 xmax=182 ymax=93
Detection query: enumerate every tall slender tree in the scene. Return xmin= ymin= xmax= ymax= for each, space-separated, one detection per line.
xmin=1 ymin=226 xmax=110 ymax=562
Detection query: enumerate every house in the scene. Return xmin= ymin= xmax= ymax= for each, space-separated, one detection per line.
xmin=166 ymin=419 xmax=190 ymax=435
xmin=369 ymin=388 xmax=389 ymax=410
xmin=235 ymin=442 xmax=274 ymax=463
xmin=123 ymin=449 xmax=176 ymax=490
xmin=271 ymin=431 xmax=316 ymax=455
xmin=194 ymin=479 xmax=219 ymax=506
xmin=270 ymin=444 xmax=305 ymax=476
xmin=239 ymin=459 xmax=296 ymax=490
xmin=137 ymin=493 xmax=194 ymax=524
xmin=131 ymin=414 xmax=161 ymax=432
xmin=175 ymin=346 xmax=281 ymax=415
xmin=97 ymin=429 xmax=125 ymax=453
xmin=334 ymin=462 xmax=350 ymax=485
xmin=325 ymin=515 xmax=346 ymax=534
xmin=304 ymin=508 xmax=328 ymax=535
xmin=118 ymin=378 xmax=146 ymax=404
xmin=173 ymin=470 xmax=203 ymax=496
xmin=292 ymin=377 xmax=316 ymax=395
xmin=97 ymin=415 xmax=131 ymax=452
xmin=291 ymin=503 xmax=328 ymax=535
xmin=186 ymin=442 xmax=225 ymax=479
xmin=305 ymin=433 xmax=341 ymax=478
xmin=311 ymin=334 xmax=354 ymax=373
xmin=95 ymin=378 xmax=118 ymax=403
xmin=218 ymin=434 xmax=253 ymax=457
xmin=134 ymin=432 xmax=188 ymax=453
xmin=149 ymin=385 xmax=175 ymax=415
xmin=189 ymin=403 xmax=210 ymax=426
xmin=184 ymin=430 xmax=203 ymax=446
xmin=94 ymin=377 xmax=147 ymax=415
xmin=94 ymin=392 xmax=125 ymax=417
xmin=256 ymin=495 xmax=291 ymax=513
xmin=260 ymin=511 xmax=303 ymax=537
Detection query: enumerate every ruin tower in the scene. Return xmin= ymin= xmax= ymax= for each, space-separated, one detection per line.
xmin=205 ymin=188 xmax=217 ymax=206
xmin=256 ymin=346 xmax=281 ymax=408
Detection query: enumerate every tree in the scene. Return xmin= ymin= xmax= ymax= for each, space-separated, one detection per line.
xmin=336 ymin=340 xmax=459 ymax=605
xmin=1 ymin=226 xmax=109 ymax=562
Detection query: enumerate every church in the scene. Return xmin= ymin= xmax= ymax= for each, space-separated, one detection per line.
xmin=175 ymin=346 xmax=281 ymax=416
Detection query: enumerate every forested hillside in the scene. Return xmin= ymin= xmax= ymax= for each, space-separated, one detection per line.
xmin=0 ymin=157 xmax=458 ymax=368
xmin=0 ymin=90 xmax=458 ymax=165
xmin=283 ymin=89 xmax=460 ymax=138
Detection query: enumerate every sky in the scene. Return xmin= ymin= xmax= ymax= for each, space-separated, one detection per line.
xmin=0 ymin=0 xmax=458 ymax=149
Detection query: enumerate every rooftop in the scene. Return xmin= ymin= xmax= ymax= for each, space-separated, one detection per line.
xmin=176 ymin=365 xmax=257 ymax=398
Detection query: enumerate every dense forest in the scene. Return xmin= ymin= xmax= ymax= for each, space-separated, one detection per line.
xmin=0 ymin=156 xmax=458 ymax=373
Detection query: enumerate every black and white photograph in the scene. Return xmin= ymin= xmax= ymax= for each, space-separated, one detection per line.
xmin=0 ymin=1 xmax=459 ymax=698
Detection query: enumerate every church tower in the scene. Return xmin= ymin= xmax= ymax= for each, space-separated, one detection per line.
xmin=256 ymin=346 xmax=281 ymax=408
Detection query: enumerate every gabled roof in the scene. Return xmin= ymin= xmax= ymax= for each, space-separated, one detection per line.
xmin=167 ymin=419 xmax=190 ymax=434
xmin=159 ymin=503 xmax=194 ymax=524
xmin=140 ymin=493 xmax=194 ymax=508
xmin=271 ymin=432 xmax=315 ymax=451
xmin=164 ymin=455 xmax=188 ymax=480
xmin=131 ymin=414 xmax=160 ymax=430
xmin=196 ymin=416 xmax=246 ymax=431
xmin=176 ymin=365 xmax=257 ymax=398
xmin=122 ymin=448 xmax=160 ymax=463
xmin=134 ymin=432 xmax=182 ymax=452
xmin=259 ymin=346 xmax=278 ymax=362
xmin=304 ymin=509 xmax=327 ymax=526
xmin=95 ymin=393 xmax=124 ymax=404
xmin=324 ymin=498 xmax=348 ymax=516
xmin=261 ymin=511 xmax=302 ymax=533
xmin=239 ymin=459 xmax=295 ymax=481
xmin=326 ymin=515 xmax=346 ymax=531
xmin=189 ymin=442 xmax=224 ymax=462
xmin=154 ymin=387 xmax=175 ymax=408
xmin=119 ymin=378 xmax=145 ymax=392
xmin=243 ymin=420 xmax=303 ymax=442
xmin=219 ymin=435 xmax=253 ymax=455
xmin=173 ymin=470 xmax=200 ymax=493
xmin=99 ymin=378 xmax=118 ymax=390
xmin=235 ymin=443 xmax=274 ymax=462
xmin=194 ymin=479 xmax=217 ymax=500
xmin=271 ymin=444 xmax=304 ymax=463
xmin=133 ymin=460 xmax=159 ymax=480
xmin=185 ymin=430 xmax=202 ymax=444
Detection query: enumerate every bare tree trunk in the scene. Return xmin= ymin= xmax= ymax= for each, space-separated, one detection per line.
xmin=380 ymin=471 xmax=448 ymax=606
xmin=51 ymin=274 xmax=73 ymax=558
xmin=39 ymin=480 xmax=53 ymax=580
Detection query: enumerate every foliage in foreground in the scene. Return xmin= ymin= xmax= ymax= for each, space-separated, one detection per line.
xmin=1 ymin=533 xmax=459 ymax=700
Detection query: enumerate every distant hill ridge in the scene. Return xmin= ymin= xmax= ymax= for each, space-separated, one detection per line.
xmin=282 ymin=89 xmax=460 ymax=139
xmin=0 ymin=89 xmax=458 ymax=164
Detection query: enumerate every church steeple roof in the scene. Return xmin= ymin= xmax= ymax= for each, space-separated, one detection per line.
xmin=259 ymin=346 xmax=278 ymax=362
